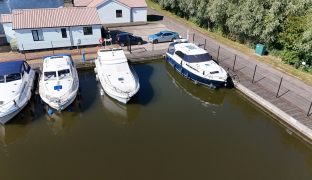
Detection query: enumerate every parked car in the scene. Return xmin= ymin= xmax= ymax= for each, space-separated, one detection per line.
xmin=148 ymin=31 xmax=180 ymax=44
xmin=116 ymin=33 xmax=143 ymax=47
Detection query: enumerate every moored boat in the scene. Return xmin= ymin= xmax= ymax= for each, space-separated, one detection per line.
xmin=165 ymin=39 xmax=230 ymax=88
xmin=39 ymin=54 xmax=79 ymax=111
xmin=94 ymin=48 xmax=140 ymax=104
xmin=0 ymin=60 xmax=36 ymax=124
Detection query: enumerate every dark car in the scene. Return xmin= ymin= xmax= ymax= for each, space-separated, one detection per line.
xmin=116 ymin=33 xmax=143 ymax=47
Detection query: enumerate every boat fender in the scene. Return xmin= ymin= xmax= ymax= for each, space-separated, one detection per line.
xmin=47 ymin=107 xmax=54 ymax=116
xmin=99 ymin=38 xmax=104 ymax=44
xmin=100 ymin=89 xmax=104 ymax=96
xmin=94 ymin=67 xmax=97 ymax=73
xmin=95 ymin=75 xmax=99 ymax=81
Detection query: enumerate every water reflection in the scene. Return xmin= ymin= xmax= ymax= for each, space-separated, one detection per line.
xmin=45 ymin=98 xmax=82 ymax=134
xmin=100 ymin=90 xmax=141 ymax=126
xmin=166 ymin=63 xmax=227 ymax=106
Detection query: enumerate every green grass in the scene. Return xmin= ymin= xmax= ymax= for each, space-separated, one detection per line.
xmin=146 ymin=0 xmax=312 ymax=86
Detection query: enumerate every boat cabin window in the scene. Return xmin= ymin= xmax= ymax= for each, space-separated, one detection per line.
xmin=58 ymin=69 xmax=71 ymax=80
xmin=167 ymin=44 xmax=175 ymax=55
xmin=184 ymin=53 xmax=212 ymax=63
xmin=175 ymin=51 xmax=185 ymax=59
xmin=44 ymin=71 xmax=57 ymax=81
xmin=0 ymin=76 xmax=4 ymax=83
xmin=6 ymin=73 xmax=21 ymax=82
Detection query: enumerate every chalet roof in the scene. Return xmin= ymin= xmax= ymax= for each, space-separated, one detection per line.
xmin=78 ymin=0 xmax=147 ymax=8
xmin=0 ymin=14 xmax=13 ymax=23
xmin=12 ymin=7 xmax=102 ymax=30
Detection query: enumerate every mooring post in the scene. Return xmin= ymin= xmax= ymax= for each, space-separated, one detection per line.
xmin=192 ymin=33 xmax=195 ymax=43
xmin=307 ymin=101 xmax=312 ymax=117
xmin=217 ymin=46 xmax=220 ymax=62
xmin=233 ymin=55 xmax=237 ymax=71
xmin=276 ymin=77 xmax=283 ymax=97
xmin=51 ymin=41 xmax=55 ymax=55
xmin=252 ymin=65 xmax=257 ymax=83
xmin=204 ymin=39 xmax=207 ymax=50
xmin=22 ymin=44 xmax=27 ymax=60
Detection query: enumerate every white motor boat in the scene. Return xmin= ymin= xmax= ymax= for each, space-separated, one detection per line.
xmin=166 ymin=39 xmax=230 ymax=88
xmin=94 ymin=48 xmax=140 ymax=104
xmin=0 ymin=60 xmax=36 ymax=124
xmin=39 ymin=54 xmax=79 ymax=111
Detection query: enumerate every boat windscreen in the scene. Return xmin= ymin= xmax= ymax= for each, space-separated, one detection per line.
xmin=184 ymin=53 xmax=212 ymax=63
xmin=44 ymin=71 xmax=57 ymax=81
xmin=6 ymin=73 xmax=21 ymax=82
xmin=0 ymin=76 xmax=4 ymax=83
xmin=58 ymin=69 xmax=71 ymax=80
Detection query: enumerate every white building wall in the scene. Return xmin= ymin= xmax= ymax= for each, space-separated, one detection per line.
xmin=97 ymin=0 xmax=131 ymax=24
xmin=16 ymin=27 xmax=71 ymax=50
xmin=2 ymin=23 xmax=15 ymax=43
xmin=70 ymin=25 xmax=101 ymax=46
xmin=15 ymin=25 xmax=101 ymax=50
xmin=132 ymin=7 xmax=147 ymax=22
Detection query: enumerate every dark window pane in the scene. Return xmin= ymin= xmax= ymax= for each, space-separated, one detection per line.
xmin=6 ymin=73 xmax=21 ymax=82
xmin=0 ymin=76 xmax=4 ymax=83
xmin=83 ymin=26 xmax=93 ymax=35
xmin=44 ymin=71 xmax=57 ymax=81
xmin=116 ymin=10 xmax=122 ymax=18
xmin=61 ymin=28 xmax=67 ymax=38
xmin=32 ymin=29 xmax=44 ymax=41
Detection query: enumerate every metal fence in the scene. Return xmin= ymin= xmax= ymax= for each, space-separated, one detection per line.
xmin=189 ymin=32 xmax=312 ymax=118
xmin=7 ymin=31 xmax=312 ymax=118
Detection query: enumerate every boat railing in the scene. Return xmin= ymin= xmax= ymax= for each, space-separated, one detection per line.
xmin=102 ymin=74 xmax=130 ymax=97
xmin=0 ymin=83 xmax=33 ymax=112
xmin=0 ymin=95 xmax=20 ymax=112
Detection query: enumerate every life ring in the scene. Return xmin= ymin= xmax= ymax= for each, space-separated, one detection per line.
xmin=99 ymin=38 xmax=104 ymax=44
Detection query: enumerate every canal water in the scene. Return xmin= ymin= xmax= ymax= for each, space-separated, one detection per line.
xmin=1 ymin=61 xmax=312 ymax=180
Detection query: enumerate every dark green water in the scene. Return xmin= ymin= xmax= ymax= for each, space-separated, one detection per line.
xmin=1 ymin=61 xmax=312 ymax=180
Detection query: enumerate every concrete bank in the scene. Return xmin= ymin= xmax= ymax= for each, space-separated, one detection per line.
xmin=235 ymin=82 xmax=312 ymax=145
xmin=28 ymin=50 xmax=165 ymax=70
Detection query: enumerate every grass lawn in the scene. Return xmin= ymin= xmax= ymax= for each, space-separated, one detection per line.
xmin=146 ymin=0 xmax=312 ymax=86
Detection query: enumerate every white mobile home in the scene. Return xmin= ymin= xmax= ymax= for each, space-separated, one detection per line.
xmin=1 ymin=7 xmax=102 ymax=51
xmin=75 ymin=0 xmax=147 ymax=27
xmin=0 ymin=14 xmax=15 ymax=43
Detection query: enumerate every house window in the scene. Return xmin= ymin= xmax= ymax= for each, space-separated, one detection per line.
xmin=116 ymin=10 xmax=122 ymax=18
xmin=61 ymin=28 xmax=67 ymax=38
xmin=83 ymin=26 xmax=93 ymax=35
xmin=32 ymin=29 xmax=44 ymax=41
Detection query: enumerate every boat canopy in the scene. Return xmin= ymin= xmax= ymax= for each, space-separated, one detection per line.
xmin=0 ymin=60 xmax=24 ymax=76
xmin=175 ymin=50 xmax=212 ymax=63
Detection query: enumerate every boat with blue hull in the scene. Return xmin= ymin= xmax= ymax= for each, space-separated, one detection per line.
xmin=165 ymin=40 xmax=230 ymax=88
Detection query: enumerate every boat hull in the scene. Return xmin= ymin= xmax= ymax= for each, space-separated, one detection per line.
xmin=0 ymin=103 xmax=28 ymax=124
xmin=0 ymin=70 xmax=36 ymax=124
xmin=41 ymin=91 xmax=78 ymax=111
xmin=95 ymin=59 xmax=139 ymax=104
xmin=166 ymin=54 xmax=227 ymax=88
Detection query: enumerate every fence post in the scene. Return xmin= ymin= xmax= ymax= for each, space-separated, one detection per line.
xmin=252 ymin=65 xmax=257 ymax=83
xmin=307 ymin=101 xmax=312 ymax=117
xmin=51 ymin=41 xmax=55 ymax=55
xmin=192 ymin=33 xmax=195 ymax=43
xmin=204 ymin=39 xmax=207 ymax=50
xmin=233 ymin=55 xmax=237 ymax=71
xmin=22 ymin=44 xmax=27 ymax=60
xmin=276 ymin=77 xmax=283 ymax=97
xmin=217 ymin=45 xmax=220 ymax=62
